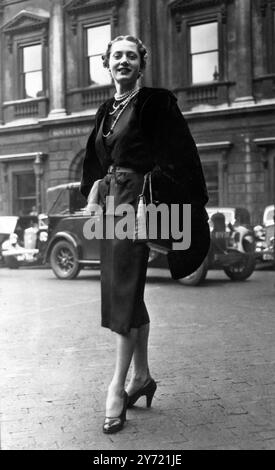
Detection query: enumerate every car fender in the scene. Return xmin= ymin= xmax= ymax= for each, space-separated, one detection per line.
xmin=44 ymin=231 xmax=82 ymax=262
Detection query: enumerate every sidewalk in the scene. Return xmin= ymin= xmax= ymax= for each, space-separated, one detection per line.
xmin=0 ymin=268 xmax=274 ymax=449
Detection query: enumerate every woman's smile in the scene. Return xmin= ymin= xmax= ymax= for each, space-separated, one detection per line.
xmin=109 ymin=39 xmax=141 ymax=91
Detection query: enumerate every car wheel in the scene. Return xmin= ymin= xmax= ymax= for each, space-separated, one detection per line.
xmin=223 ymin=250 xmax=255 ymax=281
xmin=50 ymin=240 xmax=81 ymax=280
xmin=179 ymin=259 xmax=208 ymax=286
xmin=5 ymin=256 xmax=19 ymax=269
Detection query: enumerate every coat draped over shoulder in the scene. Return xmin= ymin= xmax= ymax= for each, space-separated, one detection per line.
xmin=80 ymin=87 xmax=210 ymax=279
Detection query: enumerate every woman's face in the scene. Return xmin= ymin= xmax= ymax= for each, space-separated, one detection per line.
xmin=109 ymin=39 xmax=141 ymax=88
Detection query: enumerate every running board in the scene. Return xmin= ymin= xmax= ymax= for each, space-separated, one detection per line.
xmin=78 ymin=260 xmax=100 ymax=264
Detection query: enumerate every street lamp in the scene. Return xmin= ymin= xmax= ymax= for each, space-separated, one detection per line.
xmin=33 ymin=153 xmax=44 ymax=214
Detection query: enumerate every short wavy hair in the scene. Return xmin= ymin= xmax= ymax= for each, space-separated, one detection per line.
xmin=102 ymin=35 xmax=148 ymax=70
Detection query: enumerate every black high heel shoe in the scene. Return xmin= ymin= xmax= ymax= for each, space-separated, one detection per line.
xmin=127 ymin=378 xmax=157 ymax=408
xmin=103 ymin=391 xmax=128 ymax=434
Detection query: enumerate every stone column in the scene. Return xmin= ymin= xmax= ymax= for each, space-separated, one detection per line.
xmin=234 ymin=0 xmax=254 ymax=104
xmin=127 ymin=0 xmax=140 ymax=37
xmin=49 ymin=0 xmax=66 ymax=116
xmin=0 ymin=5 xmax=4 ymax=124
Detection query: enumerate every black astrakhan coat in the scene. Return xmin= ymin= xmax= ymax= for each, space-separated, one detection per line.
xmin=80 ymin=87 xmax=210 ymax=279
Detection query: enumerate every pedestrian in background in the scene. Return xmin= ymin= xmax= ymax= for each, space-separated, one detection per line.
xmin=80 ymin=35 xmax=209 ymax=434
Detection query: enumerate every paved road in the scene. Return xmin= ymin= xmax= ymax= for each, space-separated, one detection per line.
xmin=0 ymin=266 xmax=274 ymax=450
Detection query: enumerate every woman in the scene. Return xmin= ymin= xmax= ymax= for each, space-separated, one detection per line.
xmin=80 ymin=35 xmax=209 ymax=434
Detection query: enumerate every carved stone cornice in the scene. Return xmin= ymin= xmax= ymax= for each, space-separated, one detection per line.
xmin=170 ymin=0 xmax=233 ymax=14
xmin=197 ymin=140 xmax=232 ymax=170
xmin=2 ymin=10 xmax=49 ymax=36
xmin=170 ymin=0 xmax=234 ymax=32
xmin=65 ymin=0 xmax=124 ymax=34
xmin=65 ymin=0 xmax=123 ymax=15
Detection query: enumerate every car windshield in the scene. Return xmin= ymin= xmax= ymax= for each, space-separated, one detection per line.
xmin=47 ymin=183 xmax=86 ymax=215
xmin=207 ymin=208 xmax=235 ymax=226
xmin=47 ymin=187 xmax=70 ymax=215
xmin=264 ymin=207 xmax=274 ymax=226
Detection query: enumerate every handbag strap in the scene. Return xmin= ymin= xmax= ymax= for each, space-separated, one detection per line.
xmin=141 ymin=172 xmax=153 ymax=204
xmin=148 ymin=172 xmax=153 ymax=204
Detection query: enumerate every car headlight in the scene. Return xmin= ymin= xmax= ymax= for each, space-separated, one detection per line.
xmin=39 ymin=231 xmax=48 ymax=242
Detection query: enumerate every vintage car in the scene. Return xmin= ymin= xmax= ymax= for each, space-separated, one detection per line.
xmin=254 ymin=204 xmax=274 ymax=266
xmin=45 ymin=184 xmax=256 ymax=286
xmin=45 ymin=182 xmax=161 ymax=278
xmin=179 ymin=206 xmax=256 ymax=286
xmin=0 ymin=214 xmax=48 ymax=268
xmin=45 ymin=182 xmax=101 ymax=279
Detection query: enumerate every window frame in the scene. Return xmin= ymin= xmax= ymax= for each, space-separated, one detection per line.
xmin=12 ymin=170 xmax=36 ymax=216
xmin=263 ymin=0 xmax=275 ymax=74
xmin=186 ymin=14 xmax=224 ymax=86
xmin=2 ymin=12 xmax=49 ymax=104
xmin=189 ymin=20 xmax=220 ymax=85
xmin=197 ymin=144 xmax=231 ymax=207
xmin=18 ymin=42 xmax=44 ymax=99
xmin=75 ymin=15 xmax=113 ymax=89
xmin=201 ymin=160 xmax=221 ymax=206
xmin=83 ymin=22 xmax=112 ymax=88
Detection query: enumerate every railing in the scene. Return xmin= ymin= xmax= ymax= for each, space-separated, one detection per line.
xmin=174 ymin=81 xmax=233 ymax=110
xmin=187 ymin=83 xmax=218 ymax=104
xmin=82 ymin=86 xmax=114 ymax=108
xmin=3 ymin=97 xmax=48 ymax=122
xmin=15 ymin=101 xmax=39 ymax=117
xmin=67 ymin=85 xmax=115 ymax=113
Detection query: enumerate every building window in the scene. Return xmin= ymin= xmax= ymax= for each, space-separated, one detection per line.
xmin=202 ymin=162 xmax=219 ymax=206
xmin=20 ymin=44 xmax=43 ymax=98
xmin=262 ymin=1 xmax=275 ymax=75
xmin=190 ymin=21 xmax=219 ymax=84
xmin=13 ymin=173 xmax=36 ymax=215
xmin=86 ymin=24 xmax=111 ymax=86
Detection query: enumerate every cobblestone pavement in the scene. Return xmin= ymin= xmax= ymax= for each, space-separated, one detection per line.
xmin=0 ymin=267 xmax=274 ymax=450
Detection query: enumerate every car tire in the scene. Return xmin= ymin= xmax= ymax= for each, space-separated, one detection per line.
xmin=223 ymin=249 xmax=255 ymax=281
xmin=5 ymin=256 xmax=19 ymax=269
xmin=50 ymin=240 xmax=81 ymax=280
xmin=179 ymin=258 xmax=208 ymax=286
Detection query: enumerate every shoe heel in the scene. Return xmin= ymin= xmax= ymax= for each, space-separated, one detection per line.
xmin=146 ymin=382 xmax=157 ymax=408
xmin=146 ymin=392 xmax=154 ymax=408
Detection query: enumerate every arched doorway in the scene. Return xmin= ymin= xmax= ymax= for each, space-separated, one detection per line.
xmin=69 ymin=150 xmax=85 ymax=183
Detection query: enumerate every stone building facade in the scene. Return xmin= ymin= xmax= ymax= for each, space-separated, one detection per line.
xmin=0 ymin=0 xmax=274 ymax=224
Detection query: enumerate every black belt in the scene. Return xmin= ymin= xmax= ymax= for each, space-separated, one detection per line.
xmin=107 ymin=165 xmax=136 ymax=174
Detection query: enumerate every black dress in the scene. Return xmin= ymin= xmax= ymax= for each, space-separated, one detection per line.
xmin=80 ymin=87 xmax=210 ymax=299
xmin=96 ymin=97 xmax=152 ymax=335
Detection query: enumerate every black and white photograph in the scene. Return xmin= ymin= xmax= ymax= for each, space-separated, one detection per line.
xmin=0 ymin=0 xmax=274 ymax=453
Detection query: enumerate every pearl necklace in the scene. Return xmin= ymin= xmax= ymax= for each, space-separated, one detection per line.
xmin=102 ymin=88 xmax=140 ymax=138
xmin=114 ymin=85 xmax=139 ymax=101
xmin=110 ymin=86 xmax=140 ymax=115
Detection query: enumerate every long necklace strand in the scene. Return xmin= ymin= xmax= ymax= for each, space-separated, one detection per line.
xmin=110 ymin=86 xmax=140 ymax=115
xmin=103 ymin=88 xmax=140 ymax=138
xmin=114 ymin=85 xmax=139 ymax=101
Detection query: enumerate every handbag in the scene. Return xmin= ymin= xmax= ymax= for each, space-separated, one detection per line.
xmin=133 ymin=172 xmax=152 ymax=243
xmin=133 ymin=172 xmax=170 ymax=251
xmin=133 ymin=169 xmax=211 ymax=279
xmin=82 ymin=179 xmax=102 ymax=215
